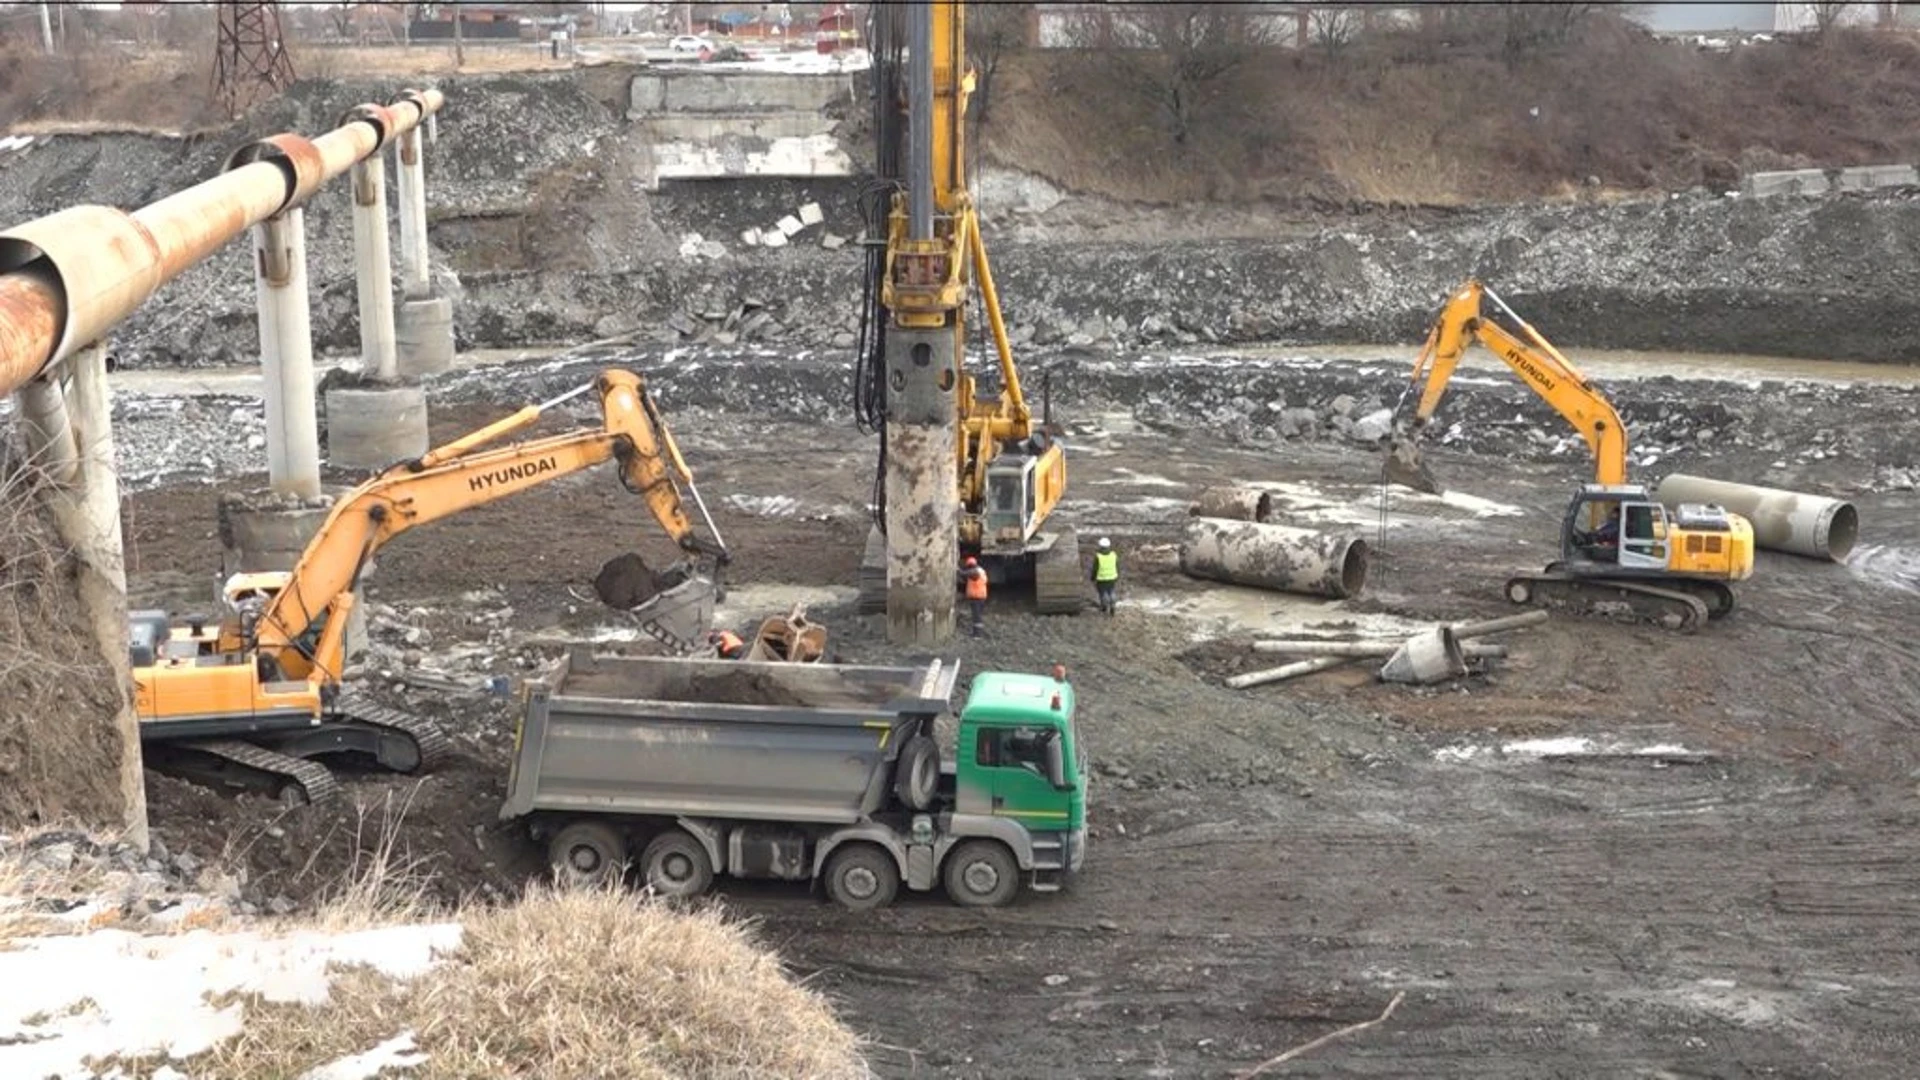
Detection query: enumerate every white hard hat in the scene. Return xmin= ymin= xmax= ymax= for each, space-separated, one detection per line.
xmin=1097 ymin=537 xmax=1111 ymax=549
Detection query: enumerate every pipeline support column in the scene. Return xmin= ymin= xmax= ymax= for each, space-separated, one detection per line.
xmin=15 ymin=345 xmax=150 ymax=847
xmin=393 ymin=124 xmax=454 ymax=377
xmin=252 ymin=207 xmax=322 ymax=500
xmin=328 ymin=148 xmax=429 ymax=470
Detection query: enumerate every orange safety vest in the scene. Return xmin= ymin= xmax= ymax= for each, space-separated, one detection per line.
xmin=964 ymin=567 xmax=988 ymax=600
xmin=715 ymin=631 xmax=745 ymax=655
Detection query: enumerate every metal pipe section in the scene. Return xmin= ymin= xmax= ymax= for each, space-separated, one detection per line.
xmin=347 ymin=128 xmax=399 ymax=380
xmin=906 ymin=0 xmax=934 ymax=241
xmin=1227 ymin=656 xmax=1349 ymax=690
xmin=1654 ymin=473 xmax=1858 ymax=562
xmin=1180 ymin=517 xmax=1369 ymax=599
xmin=1190 ymin=486 xmax=1274 ymax=524
xmin=252 ymin=209 xmax=322 ymax=499
xmin=0 ymin=91 xmax=443 ymax=399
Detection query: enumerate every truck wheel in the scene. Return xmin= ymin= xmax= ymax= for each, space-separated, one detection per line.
xmin=549 ymin=821 xmax=627 ymax=889
xmin=943 ymin=839 xmax=1020 ymax=908
xmin=824 ymin=843 xmax=899 ymax=912
xmin=894 ymin=736 xmax=939 ymax=811
xmin=642 ymin=829 xmax=714 ymax=899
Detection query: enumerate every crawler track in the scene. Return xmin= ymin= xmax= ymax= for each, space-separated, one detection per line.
xmin=1506 ymin=570 xmax=1713 ymax=633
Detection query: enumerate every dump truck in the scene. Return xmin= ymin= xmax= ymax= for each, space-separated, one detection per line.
xmin=503 ymin=650 xmax=1087 ymax=910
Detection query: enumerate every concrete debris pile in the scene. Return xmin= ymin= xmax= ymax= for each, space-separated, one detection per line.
xmin=1229 ymin=610 xmax=1549 ymax=690
xmin=0 ymin=827 xmax=273 ymax=929
xmin=738 ymin=200 xmax=839 ymax=250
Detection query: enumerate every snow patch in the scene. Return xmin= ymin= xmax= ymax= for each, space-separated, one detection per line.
xmin=300 ymin=1031 xmax=428 ymax=1080
xmin=0 ymin=923 xmax=461 ymax=1079
xmin=1434 ymin=736 xmax=1703 ymax=762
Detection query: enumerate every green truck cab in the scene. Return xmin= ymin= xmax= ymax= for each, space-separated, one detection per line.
xmin=952 ymin=670 xmax=1088 ymax=893
xmin=503 ymin=652 xmax=1087 ymax=911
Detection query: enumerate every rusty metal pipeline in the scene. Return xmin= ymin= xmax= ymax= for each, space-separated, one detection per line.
xmin=0 ymin=91 xmax=443 ymax=398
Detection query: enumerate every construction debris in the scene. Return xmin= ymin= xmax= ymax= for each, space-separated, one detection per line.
xmin=1234 ymin=609 xmax=1548 ymax=689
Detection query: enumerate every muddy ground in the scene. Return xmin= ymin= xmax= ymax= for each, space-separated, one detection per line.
xmin=116 ymin=347 xmax=1920 ymax=1078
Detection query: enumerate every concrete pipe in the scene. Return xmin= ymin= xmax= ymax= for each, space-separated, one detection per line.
xmin=1654 ymin=473 xmax=1858 ymax=562
xmin=1378 ymin=627 xmax=1468 ymax=685
xmin=396 ymin=295 xmax=455 ymax=377
xmin=1189 ymin=486 xmax=1274 ymax=523
xmin=1179 ymin=517 xmax=1368 ymax=599
xmin=325 ymin=384 xmax=429 ymax=470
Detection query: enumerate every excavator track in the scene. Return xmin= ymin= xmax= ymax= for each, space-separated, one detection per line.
xmin=1660 ymin=577 xmax=1737 ymax=621
xmin=1032 ymin=529 xmax=1084 ymax=615
xmin=1505 ymin=571 xmax=1711 ymax=634
xmin=857 ymin=525 xmax=888 ymax=614
xmin=332 ymin=692 xmax=455 ymax=772
xmin=162 ymin=740 xmax=343 ymax=807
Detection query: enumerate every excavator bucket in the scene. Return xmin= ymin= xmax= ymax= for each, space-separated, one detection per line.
xmin=1382 ymin=434 xmax=1444 ymax=495
xmin=593 ymin=553 xmax=718 ymax=654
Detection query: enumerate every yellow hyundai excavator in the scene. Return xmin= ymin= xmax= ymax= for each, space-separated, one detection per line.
xmin=133 ymin=369 xmax=730 ymax=804
xmin=852 ymin=0 xmax=1078 ymax=614
xmin=1384 ymin=279 xmax=1754 ymax=632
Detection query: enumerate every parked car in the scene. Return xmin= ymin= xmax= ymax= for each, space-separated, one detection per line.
xmin=669 ymin=34 xmax=711 ymax=53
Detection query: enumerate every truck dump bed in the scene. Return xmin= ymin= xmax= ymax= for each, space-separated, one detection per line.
xmin=503 ymin=650 xmax=958 ymax=825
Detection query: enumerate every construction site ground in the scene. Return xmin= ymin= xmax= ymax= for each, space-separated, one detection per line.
xmin=119 ymin=347 xmax=1920 ymax=1079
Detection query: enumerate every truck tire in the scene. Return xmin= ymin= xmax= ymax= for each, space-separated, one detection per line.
xmin=894 ymin=736 xmax=938 ymax=811
xmin=943 ymin=839 xmax=1020 ymax=908
xmin=549 ymin=821 xmax=627 ymax=889
xmin=824 ymin=843 xmax=899 ymax=912
xmin=642 ymin=829 xmax=714 ymax=899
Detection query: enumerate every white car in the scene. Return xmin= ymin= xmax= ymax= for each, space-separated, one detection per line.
xmin=669 ymin=35 xmax=711 ymax=53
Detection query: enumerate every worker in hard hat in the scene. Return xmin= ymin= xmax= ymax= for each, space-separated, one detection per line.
xmin=960 ymin=555 xmax=989 ymax=638
xmin=1089 ymin=537 xmax=1120 ymax=615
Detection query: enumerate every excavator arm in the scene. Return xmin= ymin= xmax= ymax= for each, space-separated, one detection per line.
xmin=255 ymin=369 xmax=727 ymax=664
xmin=1386 ymin=279 xmax=1628 ymax=493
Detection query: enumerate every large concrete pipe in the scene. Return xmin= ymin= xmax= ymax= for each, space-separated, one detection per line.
xmin=249 ymin=208 xmax=322 ymax=499
xmin=1190 ymin=486 xmax=1274 ymax=523
xmin=1654 ymin=473 xmax=1858 ymax=562
xmin=1180 ymin=517 xmax=1369 ymax=599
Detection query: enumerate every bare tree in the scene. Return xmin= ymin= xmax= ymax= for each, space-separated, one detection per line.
xmin=327 ymin=2 xmax=356 ymax=41
xmin=1065 ymin=2 xmax=1276 ymax=145
xmin=1432 ymin=2 xmax=1603 ymax=66
xmin=966 ymin=1 xmax=1029 ymax=124
xmin=1806 ymin=1 xmax=1856 ymax=35
xmin=1307 ymin=5 xmax=1364 ymax=56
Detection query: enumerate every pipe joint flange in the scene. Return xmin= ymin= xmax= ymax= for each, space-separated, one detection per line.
xmin=224 ymin=133 xmax=326 ymax=217
xmin=338 ymin=103 xmax=397 ymax=154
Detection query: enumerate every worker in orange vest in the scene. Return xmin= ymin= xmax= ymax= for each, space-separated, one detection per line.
xmin=960 ymin=555 xmax=989 ymax=638
xmin=707 ymin=628 xmax=748 ymax=659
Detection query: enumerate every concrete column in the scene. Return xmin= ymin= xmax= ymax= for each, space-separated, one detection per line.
xmin=15 ymin=375 xmax=79 ymax=485
xmin=883 ymin=328 xmax=959 ymax=645
xmin=29 ymin=345 xmax=149 ymax=848
xmin=350 ymin=155 xmax=398 ymax=381
xmin=395 ymin=127 xmax=431 ymax=298
xmin=252 ymin=208 xmax=322 ymax=500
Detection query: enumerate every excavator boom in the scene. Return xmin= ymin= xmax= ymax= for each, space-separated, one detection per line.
xmin=133 ymin=367 xmax=728 ymax=804
xmin=1386 ymin=279 xmax=1628 ymax=493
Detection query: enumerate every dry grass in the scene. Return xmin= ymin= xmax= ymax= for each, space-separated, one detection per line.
xmin=195 ymin=886 xmax=869 ymax=1080
xmin=0 ymin=444 xmax=133 ymax=833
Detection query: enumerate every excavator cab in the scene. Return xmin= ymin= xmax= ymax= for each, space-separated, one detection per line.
xmin=983 ymin=453 xmax=1040 ymax=551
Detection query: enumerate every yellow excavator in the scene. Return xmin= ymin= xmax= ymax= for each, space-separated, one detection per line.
xmin=1384 ymin=279 xmax=1754 ymax=632
xmin=852 ymin=0 xmax=1078 ymax=614
xmin=133 ymin=369 xmax=730 ymax=804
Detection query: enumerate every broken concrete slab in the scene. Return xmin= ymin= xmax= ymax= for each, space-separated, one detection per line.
xmin=1741 ymin=168 xmax=1831 ymax=198
xmin=821 ymin=233 xmax=847 ymax=250
xmin=760 ymin=229 xmax=789 ymax=249
xmin=798 ymin=202 xmax=825 ymax=226
xmin=1834 ymin=164 xmax=1918 ymax=192
xmin=776 ymin=214 xmax=804 ymax=238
